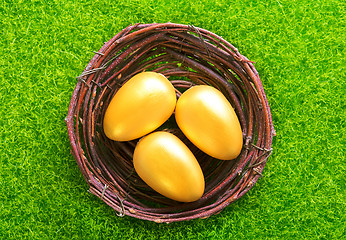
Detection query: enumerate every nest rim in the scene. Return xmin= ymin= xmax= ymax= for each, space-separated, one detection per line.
xmin=65 ymin=22 xmax=275 ymax=223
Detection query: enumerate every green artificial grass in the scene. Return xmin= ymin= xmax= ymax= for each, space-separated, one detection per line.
xmin=0 ymin=0 xmax=344 ymax=239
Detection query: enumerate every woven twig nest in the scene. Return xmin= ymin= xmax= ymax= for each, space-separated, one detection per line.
xmin=65 ymin=23 xmax=275 ymax=223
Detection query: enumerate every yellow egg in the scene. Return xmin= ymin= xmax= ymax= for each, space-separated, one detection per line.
xmin=175 ymin=85 xmax=243 ymax=160
xmin=103 ymin=72 xmax=176 ymax=141
xmin=133 ymin=131 xmax=205 ymax=202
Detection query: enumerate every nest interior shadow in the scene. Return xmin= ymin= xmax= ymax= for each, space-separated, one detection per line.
xmin=65 ymin=23 xmax=275 ymax=223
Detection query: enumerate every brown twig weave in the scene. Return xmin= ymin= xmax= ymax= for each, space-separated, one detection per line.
xmin=65 ymin=23 xmax=275 ymax=223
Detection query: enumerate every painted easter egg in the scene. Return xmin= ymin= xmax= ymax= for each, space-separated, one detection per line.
xmin=103 ymin=72 xmax=176 ymax=141
xmin=133 ymin=131 xmax=205 ymax=202
xmin=175 ymin=85 xmax=243 ymax=160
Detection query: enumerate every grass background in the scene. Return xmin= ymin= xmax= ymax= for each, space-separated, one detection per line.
xmin=0 ymin=0 xmax=344 ymax=239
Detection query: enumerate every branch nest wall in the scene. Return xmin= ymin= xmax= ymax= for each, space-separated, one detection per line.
xmin=66 ymin=23 xmax=275 ymax=223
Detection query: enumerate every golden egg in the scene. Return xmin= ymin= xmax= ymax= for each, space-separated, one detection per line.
xmin=103 ymin=72 xmax=176 ymax=141
xmin=133 ymin=131 xmax=205 ymax=202
xmin=175 ymin=85 xmax=243 ymax=160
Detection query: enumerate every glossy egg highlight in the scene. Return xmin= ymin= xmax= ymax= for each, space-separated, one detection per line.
xmin=133 ymin=131 xmax=205 ymax=202
xmin=175 ymin=85 xmax=243 ymax=160
xmin=103 ymin=72 xmax=176 ymax=141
